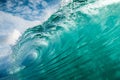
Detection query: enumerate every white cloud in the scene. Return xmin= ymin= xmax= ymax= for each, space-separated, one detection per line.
xmin=0 ymin=11 xmax=42 ymax=59
xmin=0 ymin=0 xmax=61 ymax=20
xmin=0 ymin=11 xmax=41 ymax=33
xmin=7 ymin=29 xmax=21 ymax=45
xmin=41 ymin=0 xmax=48 ymax=7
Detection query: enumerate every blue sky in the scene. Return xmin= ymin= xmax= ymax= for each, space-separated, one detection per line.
xmin=0 ymin=0 xmax=61 ymax=63
xmin=0 ymin=0 xmax=60 ymax=20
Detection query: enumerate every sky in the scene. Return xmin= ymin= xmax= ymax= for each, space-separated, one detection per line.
xmin=0 ymin=0 xmax=61 ymax=60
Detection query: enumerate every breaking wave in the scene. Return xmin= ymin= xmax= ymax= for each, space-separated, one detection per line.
xmin=1 ymin=0 xmax=120 ymax=80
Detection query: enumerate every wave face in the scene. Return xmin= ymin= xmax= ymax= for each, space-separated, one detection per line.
xmin=1 ymin=0 xmax=120 ymax=80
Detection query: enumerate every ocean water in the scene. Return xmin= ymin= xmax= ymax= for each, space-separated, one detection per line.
xmin=1 ymin=0 xmax=120 ymax=80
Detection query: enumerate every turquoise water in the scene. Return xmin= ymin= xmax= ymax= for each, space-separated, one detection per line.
xmin=1 ymin=0 xmax=120 ymax=80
